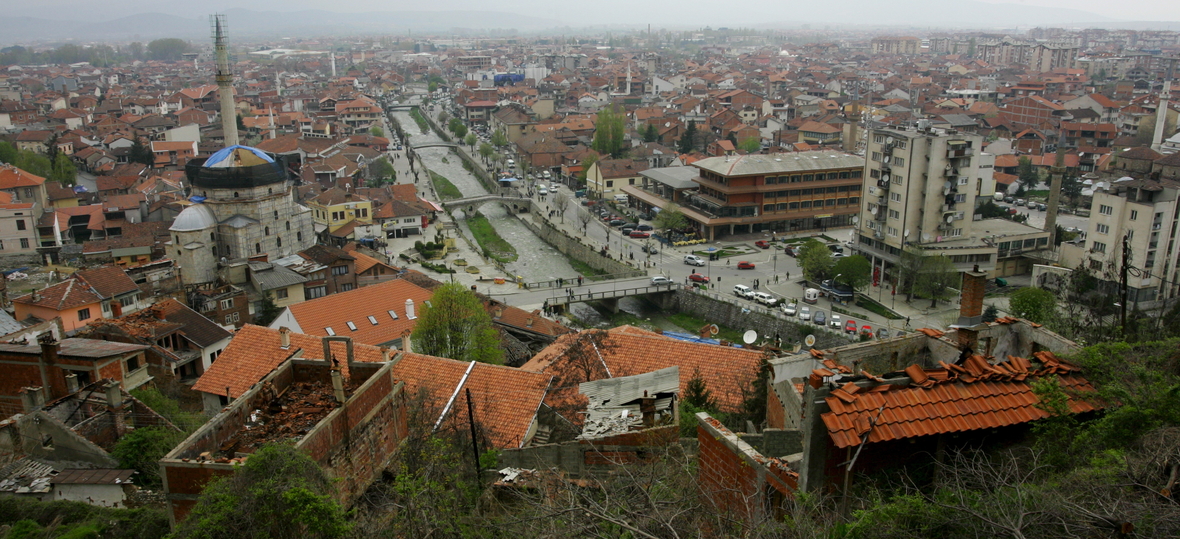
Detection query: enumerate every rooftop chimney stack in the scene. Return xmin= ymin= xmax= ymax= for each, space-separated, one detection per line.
xmin=405 ymin=299 xmax=415 ymax=319
xmin=401 ymin=329 xmax=413 ymax=354
xmin=331 ymin=369 xmax=346 ymax=403
xmin=954 ymin=264 xmax=989 ymax=351
xmin=279 ymin=326 xmax=291 ymax=348
xmin=20 ymin=387 xmax=45 ymax=413
xmin=65 ymin=373 xmax=78 ymax=394
xmin=211 ymin=14 xmax=240 ymax=147
xmin=105 ymin=381 xmax=127 ymax=437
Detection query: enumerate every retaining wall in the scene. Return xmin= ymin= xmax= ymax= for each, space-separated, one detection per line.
xmin=671 ymin=289 xmax=849 ymax=349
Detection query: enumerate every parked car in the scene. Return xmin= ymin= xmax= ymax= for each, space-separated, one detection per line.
xmin=608 ymin=219 xmax=626 ymax=226
xmin=629 ymin=230 xmax=651 ymax=238
xmin=830 ymin=313 xmax=842 ymax=329
xmin=684 ymin=254 xmax=706 ymax=266
xmin=650 ymin=275 xmax=672 ymax=286
xmin=733 ymin=284 xmax=754 ymax=299
xmin=689 ymin=273 xmax=710 ymax=284
xmin=755 ymin=240 xmax=770 ymax=249
xmin=1016 ymin=199 xmax=1026 ymax=206
xmin=1004 ymin=196 xmax=1014 ymax=203
xmin=845 ymin=319 xmax=858 ymax=333
xmin=799 ymin=306 xmax=812 ymax=321
xmin=737 ymin=261 xmax=756 ymax=269
xmin=752 ymin=292 xmax=778 ymax=307
xmin=783 ymin=302 xmax=798 ymax=316
xmin=636 ymin=224 xmax=654 ymax=231
xmin=641 ymin=244 xmax=658 ymax=254
xmin=784 ymin=245 xmax=800 ymax=257
xmin=814 ymin=310 xmax=826 ymax=326
xmin=878 ymin=328 xmax=891 ymax=339
xmin=1037 ymin=203 xmax=1047 ymax=211
xmin=860 ymin=325 xmax=873 ymax=337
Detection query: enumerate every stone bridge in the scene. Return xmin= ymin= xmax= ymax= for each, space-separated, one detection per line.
xmin=409 ymin=142 xmax=459 ymax=150
xmin=441 ymin=193 xmax=528 ymax=209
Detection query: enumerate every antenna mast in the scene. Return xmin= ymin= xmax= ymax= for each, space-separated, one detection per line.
xmin=211 ymin=14 xmax=239 ymax=147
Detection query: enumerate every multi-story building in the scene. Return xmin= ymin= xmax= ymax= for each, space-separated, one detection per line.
xmin=307 ymin=187 xmax=373 ymax=234
xmin=870 ymin=37 xmax=920 ymax=55
xmin=624 ymin=151 xmax=864 ymax=241
xmin=855 ymin=124 xmax=1050 ymax=277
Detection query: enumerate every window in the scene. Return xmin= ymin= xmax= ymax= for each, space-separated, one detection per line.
xmin=325 ymin=327 xmax=335 ymax=336
xmin=20 ymin=238 xmax=29 ymax=249
xmin=78 ymin=308 xmax=91 ymax=321
xmin=255 ymin=243 xmax=261 ymax=254
xmin=297 ymin=231 xmax=303 ymax=242
xmin=120 ymin=296 xmax=135 ymax=307
xmin=274 ymin=210 xmax=279 ymax=220
xmin=889 ymin=209 xmax=900 ymax=219
xmin=277 ymin=237 xmax=282 ymax=248
xmin=1130 ymin=210 xmax=1138 ymax=220
xmin=306 ymin=285 xmax=327 ymax=299
xmin=1093 ymin=241 xmax=1107 ymax=253
xmin=1099 ymin=205 xmax=1113 ymax=215
xmin=126 ymin=355 xmax=140 ymax=372
xmin=949 ymin=228 xmax=963 ymax=237
xmin=871 ymin=151 xmax=882 ymax=162
xmin=368 ymin=315 xmax=378 ymax=325
xmin=849 ymin=197 xmax=859 ymax=204
xmin=286 ymin=221 xmax=291 ymax=230
xmin=346 ymin=321 xmax=358 ymax=331
xmin=887 ymin=226 xmax=898 ymax=236
xmin=825 ymin=199 xmax=836 ymax=206
xmin=220 ymin=299 xmax=234 ymax=310
xmin=15 ymin=219 xmax=25 ymax=230
xmin=1096 ymin=224 xmax=1110 ymax=234
xmin=265 ymin=226 xmax=270 ymax=236
xmin=954 ymin=194 xmax=967 ymax=203
xmin=800 ymin=201 xmax=812 ymax=209
xmin=0 ymin=240 xmax=4 ymax=250
xmin=332 ymin=265 xmax=349 ymax=275
xmin=606 ymin=180 xmax=614 ymax=188
xmin=874 ymin=135 xmax=884 ymax=143
xmin=892 ymin=156 xmax=904 ymax=166
xmin=890 ymin=192 xmax=901 ymax=202
xmin=359 ymin=207 xmax=368 ymax=218
xmin=341 ymin=283 xmax=355 ymax=292
xmin=274 ymin=288 xmax=288 ymax=299
xmin=893 ymin=175 xmax=903 ymax=185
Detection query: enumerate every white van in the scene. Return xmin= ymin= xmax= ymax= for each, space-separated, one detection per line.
xmin=803 ymin=288 xmax=820 ymax=304
xmin=543 ymin=170 xmax=552 ymax=179
xmin=507 ymin=159 xmax=515 ymax=167
xmin=614 ymin=194 xmax=628 ymax=204
xmin=733 ymin=284 xmax=754 ymax=299
xmin=538 ymin=185 xmax=548 ymax=195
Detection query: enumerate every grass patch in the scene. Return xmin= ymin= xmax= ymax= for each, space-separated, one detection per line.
xmin=467 ymin=212 xmax=518 ymax=263
xmin=691 ymin=248 xmax=743 ymax=258
xmin=1024 ymin=189 xmax=1049 ymax=199
xmin=409 ymin=107 xmax=430 ymax=132
xmin=429 ymin=171 xmax=462 ymax=200
xmin=564 ymin=255 xmax=609 ymax=279
xmin=856 ymin=295 xmax=905 ymax=320
xmin=666 ymin=313 xmax=746 ymax=343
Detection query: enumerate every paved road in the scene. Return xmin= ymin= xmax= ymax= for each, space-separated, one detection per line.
xmin=484 ymin=276 xmax=659 ymax=305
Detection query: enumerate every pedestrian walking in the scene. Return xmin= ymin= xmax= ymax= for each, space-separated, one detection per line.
xmin=578 ymin=275 xmax=583 ymax=286
xmin=786 ymin=271 xmax=791 ymax=280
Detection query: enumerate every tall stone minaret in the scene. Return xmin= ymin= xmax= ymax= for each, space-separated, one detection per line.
xmin=212 ymin=14 xmax=239 ymax=147
xmin=1152 ymin=80 xmax=1172 ymax=153
xmin=331 ymin=54 xmax=337 ymax=78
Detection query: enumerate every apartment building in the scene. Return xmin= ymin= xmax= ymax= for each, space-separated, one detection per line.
xmin=855 ymin=124 xmax=1050 ymax=277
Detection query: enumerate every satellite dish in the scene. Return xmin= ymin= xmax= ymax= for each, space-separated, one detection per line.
xmin=885 ymin=136 xmax=894 ymax=144
xmin=709 ymin=324 xmax=720 ymax=336
xmin=904 ymin=229 xmax=910 ymax=238
xmin=742 ymin=330 xmax=757 ymax=345
xmin=852 ymin=215 xmax=859 ymax=224
xmin=805 ymin=334 xmax=817 ymax=347
xmin=946 ymin=214 xmax=955 ymax=224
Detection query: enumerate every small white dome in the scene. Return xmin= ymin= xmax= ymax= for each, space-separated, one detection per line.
xmin=170 ymin=204 xmax=217 ymax=232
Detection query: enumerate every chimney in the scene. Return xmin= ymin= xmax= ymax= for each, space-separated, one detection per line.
xmin=65 ymin=373 xmax=79 ymax=394
xmin=494 ymin=306 xmax=503 ymax=319
xmin=640 ymin=390 xmax=656 ymax=427
xmin=20 ymin=387 xmax=45 ymax=413
xmin=405 ymin=299 xmax=416 ymax=319
xmin=401 ymin=329 xmax=413 ymax=354
xmin=380 ymin=346 xmax=394 ymax=362
xmin=105 ymin=381 xmax=127 ymax=436
xmin=954 ymin=264 xmax=989 ymax=350
xmin=330 ymin=369 xmax=346 ymax=403
xmin=279 ymin=326 xmax=291 ymax=348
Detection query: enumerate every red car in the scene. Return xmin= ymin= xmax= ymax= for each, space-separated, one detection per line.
xmin=688 ymin=273 xmax=710 ymax=283
xmin=736 ymin=261 xmax=756 ymax=269
xmin=845 ymin=320 xmax=858 ymax=333
xmin=755 ymin=240 xmax=770 ymax=249
xmin=629 ymin=230 xmax=650 ymax=238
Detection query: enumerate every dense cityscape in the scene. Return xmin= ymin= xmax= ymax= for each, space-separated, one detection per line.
xmin=0 ymin=5 xmax=1179 ymax=538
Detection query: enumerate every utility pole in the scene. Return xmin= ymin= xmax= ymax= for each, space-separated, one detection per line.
xmin=1121 ymin=233 xmax=1130 ymax=339
xmin=465 ymin=388 xmax=482 ymax=485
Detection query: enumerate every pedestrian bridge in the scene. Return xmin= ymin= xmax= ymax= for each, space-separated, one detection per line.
xmin=387 ymin=105 xmax=416 ymax=111
xmin=441 ymin=193 xmax=527 ymax=209
xmin=409 ymin=142 xmax=459 ymax=150
xmin=546 ymin=281 xmax=678 ymax=312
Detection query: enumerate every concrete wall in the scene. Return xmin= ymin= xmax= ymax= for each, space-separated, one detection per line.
xmin=520 ymin=209 xmax=644 ymax=278
xmin=55 ymin=483 xmax=130 ymax=508
xmin=496 ymin=425 xmax=679 ymax=478
xmin=671 ymin=290 xmax=847 ymax=349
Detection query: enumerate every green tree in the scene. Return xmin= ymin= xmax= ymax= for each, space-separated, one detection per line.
xmin=678 ymin=120 xmax=697 ymax=154
xmin=797 ymin=239 xmax=834 ymax=283
xmin=478 ymin=142 xmax=494 ymax=165
xmin=127 ymin=138 xmax=153 ymax=167
xmin=1008 ymin=286 xmax=1057 ymax=323
xmin=578 ymin=153 xmax=599 ymax=186
xmin=146 ymin=38 xmax=190 ymax=61
xmin=914 ymin=254 xmax=959 ymax=308
xmin=982 ymin=304 xmax=999 ymax=323
xmin=368 ymin=157 xmax=395 ymax=183
xmin=110 ymin=427 xmax=184 ymax=489
xmin=428 ymin=81 xmax=438 ymax=93
xmin=171 ymin=444 xmax=351 ymax=539
xmin=738 ymin=137 xmax=762 ymax=153
xmin=642 ymin=123 xmax=659 ymax=143
xmin=464 ymin=132 xmax=477 ymax=150
xmin=0 ymin=141 xmax=16 ymax=164
xmin=412 ymin=282 xmax=503 ymax=364
xmin=50 ymin=152 xmax=76 ymax=186
xmin=832 ymin=254 xmax=872 ymax=291
xmin=254 ymin=294 xmax=281 ymax=326
xmin=1061 ymin=172 xmax=1083 ymax=210
xmin=369 ymin=125 xmax=383 ymax=137
xmin=652 ymin=203 xmax=687 ymax=236
xmin=591 ymin=104 xmax=626 ymax=158
xmin=491 ymin=129 xmax=508 ymax=148
xmin=437 ymin=111 xmax=450 ymax=124
xmin=1017 ymin=156 xmax=1039 ymax=190
xmin=683 ymin=368 xmax=715 ymax=409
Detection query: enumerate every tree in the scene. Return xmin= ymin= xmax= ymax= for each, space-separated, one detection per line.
xmin=464 ymin=132 xmax=477 ymax=150
xmin=171 ymin=444 xmax=351 ymax=539
xmin=368 ymin=157 xmax=395 ymax=183
xmin=369 ymin=125 xmax=383 ymax=137
xmin=254 ymin=294 xmax=281 ymax=326
xmin=738 ymin=136 xmax=762 ymax=153
xmin=1017 ymin=156 xmax=1039 ymax=190
xmin=412 ymin=282 xmax=503 ymax=365
xmin=552 ymin=191 xmax=570 ymax=224
xmin=642 ymin=123 xmax=659 ymax=143
xmin=1008 ymin=286 xmax=1057 ymax=324
xmin=110 ymin=427 xmax=183 ymax=489
xmin=577 ymin=207 xmax=594 ymax=235
xmin=146 ymin=38 xmax=190 ymax=61
xmin=652 ymin=203 xmax=687 ymax=237
xmin=591 ymin=104 xmax=626 ymax=158
xmin=683 ymin=368 xmax=715 ymax=409
xmin=797 ymin=239 xmax=834 ymax=283
xmin=578 ymin=153 xmax=598 ymax=186
xmin=832 ymin=254 xmax=872 ymax=291
xmin=0 ymin=141 xmax=16 ymax=164
xmin=478 ymin=142 xmax=494 ymax=165
xmin=1061 ymin=172 xmax=1083 ymax=210
xmin=437 ymin=111 xmax=449 ymax=124
xmin=1135 ymin=112 xmax=1177 ymax=146
xmin=50 ymin=152 xmax=76 ymax=186
xmin=491 ymin=129 xmax=508 ymax=148
xmin=127 ymin=138 xmax=153 ymax=167
xmin=982 ymin=304 xmax=999 ymax=323
xmin=914 ymin=254 xmax=959 ymax=308
xmin=678 ymin=120 xmax=698 ymax=154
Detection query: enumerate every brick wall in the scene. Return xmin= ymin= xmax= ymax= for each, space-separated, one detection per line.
xmin=696 ymin=412 xmax=797 ymax=520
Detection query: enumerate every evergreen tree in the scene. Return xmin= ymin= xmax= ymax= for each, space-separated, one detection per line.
xmin=128 ymin=138 xmax=154 ymax=167
xmin=678 ymin=121 xmax=697 ymax=154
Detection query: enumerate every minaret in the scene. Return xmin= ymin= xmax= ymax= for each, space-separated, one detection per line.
xmin=331 ymin=54 xmax=337 ymax=78
xmin=625 ymin=62 xmax=632 ymax=95
xmin=1152 ymin=80 xmax=1172 ymax=153
xmin=212 ymin=14 xmax=239 ymax=147
xmin=268 ymin=104 xmax=276 ymax=140
xmin=1044 ymin=117 xmax=1068 ymax=245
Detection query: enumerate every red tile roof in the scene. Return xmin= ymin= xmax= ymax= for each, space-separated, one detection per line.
xmin=74 ymin=266 xmax=138 ymax=299
xmin=0 ymin=164 xmax=46 ymax=188
xmin=820 ymin=351 xmax=1099 ymax=449
xmin=12 ymin=278 xmax=102 ymax=311
xmin=281 ymin=278 xmax=433 ymax=345
xmin=520 ymin=326 xmax=764 ymax=423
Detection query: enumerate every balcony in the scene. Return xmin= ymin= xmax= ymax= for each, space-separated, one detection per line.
xmin=877 ymin=180 xmax=891 ymax=190
xmin=947 ymin=146 xmax=974 ymax=159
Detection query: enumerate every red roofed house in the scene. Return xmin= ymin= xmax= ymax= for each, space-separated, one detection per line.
xmin=0 ymin=336 xmax=151 ymax=417
xmin=999 ymin=95 xmax=1063 ymax=129
xmin=149 ymin=140 xmax=198 ymax=170
xmin=12 ymin=266 xmax=143 ymax=333
xmin=0 ymin=164 xmax=49 ymax=221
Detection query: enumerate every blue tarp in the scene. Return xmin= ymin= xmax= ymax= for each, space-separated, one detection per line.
xmin=203 ymin=145 xmax=274 ymax=168
xmin=188 ymin=195 xmax=207 ymax=203
xmin=657 ymin=331 xmax=743 ymax=347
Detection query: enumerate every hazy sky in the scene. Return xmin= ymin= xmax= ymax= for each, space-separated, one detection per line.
xmin=14 ymin=0 xmax=1180 ymax=27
